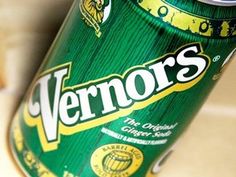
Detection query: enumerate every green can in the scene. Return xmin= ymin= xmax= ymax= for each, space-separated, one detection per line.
xmin=10 ymin=0 xmax=236 ymax=177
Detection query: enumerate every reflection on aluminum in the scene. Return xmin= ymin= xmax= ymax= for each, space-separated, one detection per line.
xmin=198 ymin=0 xmax=236 ymax=6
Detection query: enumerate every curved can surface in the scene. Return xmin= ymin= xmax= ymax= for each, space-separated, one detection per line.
xmin=10 ymin=0 xmax=236 ymax=177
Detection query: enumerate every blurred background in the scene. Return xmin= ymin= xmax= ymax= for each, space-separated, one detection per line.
xmin=0 ymin=1 xmax=235 ymax=177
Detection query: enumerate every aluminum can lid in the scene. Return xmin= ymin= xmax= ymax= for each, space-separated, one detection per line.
xmin=198 ymin=0 xmax=236 ymax=6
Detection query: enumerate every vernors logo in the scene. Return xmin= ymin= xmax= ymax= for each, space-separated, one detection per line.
xmin=24 ymin=43 xmax=210 ymax=151
xmin=80 ymin=0 xmax=112 ymax=37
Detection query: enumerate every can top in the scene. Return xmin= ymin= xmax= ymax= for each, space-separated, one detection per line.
xmin=128 ymin=0 xmax=236 ymax=39
xmin=198 ymin=0 xmax=236 ymax=6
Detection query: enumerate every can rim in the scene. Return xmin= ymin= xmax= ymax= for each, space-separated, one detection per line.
xmin=130 ymin=0 xmax=236 ymax=38
xmin=198 ymin=0 xmax=236 ymax=6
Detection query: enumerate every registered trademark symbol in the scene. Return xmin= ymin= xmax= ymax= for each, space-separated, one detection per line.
xmin=213 ymin=55 xmax=221 ymax=62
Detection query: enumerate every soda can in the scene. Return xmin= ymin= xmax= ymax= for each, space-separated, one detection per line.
xmin=10 ymin=0 xmax=236 ymax=176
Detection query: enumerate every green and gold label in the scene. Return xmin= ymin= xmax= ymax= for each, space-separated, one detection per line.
xmin=24 ymin=43 xmax=210 ymax=152
xmin=91 ymin=144 xmax=143 ymax=176
xmin=12 ymin=115 xmax=56 ymax=177
xmin=133 ymin=0 xmax=236 ymax=38
xmin=80 ymin=0 xmax=112 ymax=37
xmin=10 ymin=0 xmax=236 ymax=176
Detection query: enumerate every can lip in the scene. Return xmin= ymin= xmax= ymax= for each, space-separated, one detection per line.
xmin=198 ymin=0 xmax=236 ymax=6
xmin=131 ymin=0 xmax=236 ymax=38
